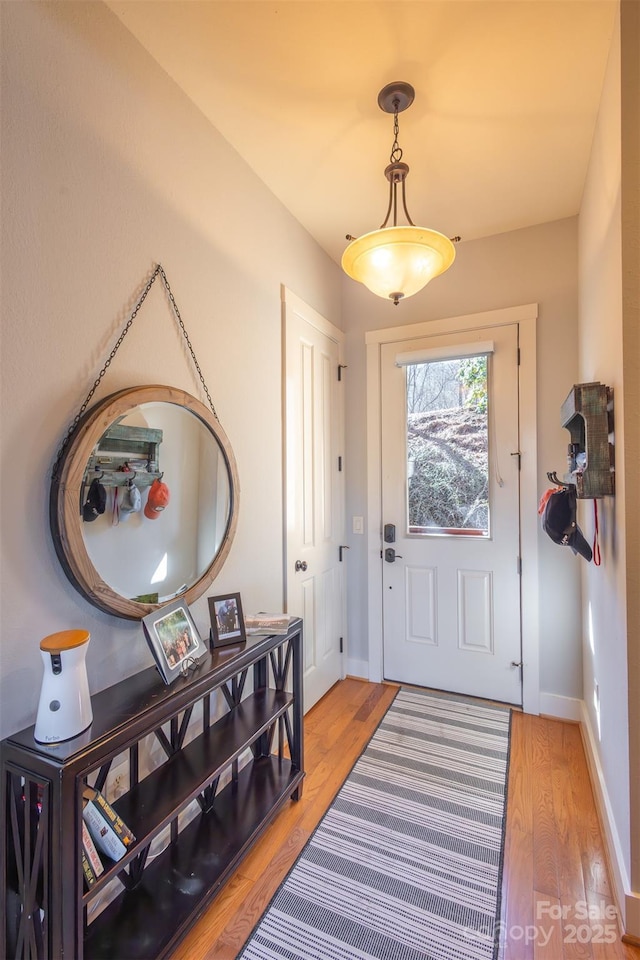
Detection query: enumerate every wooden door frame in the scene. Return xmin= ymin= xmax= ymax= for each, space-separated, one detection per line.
xmin=281 ymin=285 xmax=347 ymax=686
xmin=365 ymin=303 xmax=540 ymax=715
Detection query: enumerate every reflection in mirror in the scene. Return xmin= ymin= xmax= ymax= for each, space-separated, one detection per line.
xmin=50 ymin=386 xmax=239 ymax=620
xmin=82 ymin=403 xmax=231 ymax=604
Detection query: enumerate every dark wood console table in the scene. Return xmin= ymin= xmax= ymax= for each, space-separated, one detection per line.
xmin=1 ymin=620 xmax=304 ymax=959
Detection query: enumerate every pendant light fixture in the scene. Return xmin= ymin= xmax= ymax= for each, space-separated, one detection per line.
xmin=342 ymin=82 xmax=457 ymax=306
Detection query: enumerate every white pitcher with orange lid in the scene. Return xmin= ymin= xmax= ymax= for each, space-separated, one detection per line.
xmin=34 ymin=630 xmax=93 ymax=743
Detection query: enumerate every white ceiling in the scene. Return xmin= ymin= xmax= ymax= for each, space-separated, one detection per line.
xmin=107 ymin=1 xmax=617 ymax=265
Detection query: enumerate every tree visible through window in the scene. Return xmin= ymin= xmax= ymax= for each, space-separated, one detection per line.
xmin=406 ymin=355 xmax=489 ymax=535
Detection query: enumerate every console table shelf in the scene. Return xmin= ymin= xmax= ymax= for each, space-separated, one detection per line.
xmin=1 ymin=621 xmax=304 ymax=960
xmin=84 ymin=757 xmax=299 ymax=960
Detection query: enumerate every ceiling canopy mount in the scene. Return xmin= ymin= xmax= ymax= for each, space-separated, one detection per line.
xmin=377 ymin=81 xmax=415 ymax=115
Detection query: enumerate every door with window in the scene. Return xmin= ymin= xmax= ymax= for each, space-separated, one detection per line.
xmin=381 ymin=324 xmax=522 ymax=704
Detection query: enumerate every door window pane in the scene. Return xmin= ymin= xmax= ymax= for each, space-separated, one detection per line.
xmin=406 ymin=355 xmax=489 ymax=536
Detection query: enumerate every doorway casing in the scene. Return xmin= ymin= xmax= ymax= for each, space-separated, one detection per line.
xmin=365 ymin=303 xmax=540 ymax=715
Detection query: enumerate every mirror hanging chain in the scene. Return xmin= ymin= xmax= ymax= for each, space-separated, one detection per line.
xmin=52 ymin=264 xmax=218 ymax=479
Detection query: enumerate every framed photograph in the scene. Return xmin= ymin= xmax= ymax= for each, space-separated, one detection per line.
xmin=208 ymin=592 xmax=246 ymax=648
xmin=142 ymin=600 xmax=208 ymax=685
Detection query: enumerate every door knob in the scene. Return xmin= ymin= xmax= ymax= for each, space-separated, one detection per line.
xmin=294 ymin=560 xmax=308 ymax=572
xmin=384 ymin=548 xmax=402 ymax=563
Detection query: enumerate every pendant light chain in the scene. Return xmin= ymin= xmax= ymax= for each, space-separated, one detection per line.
xmin=52 ymin=264 xmax=217 ymax=479
xmin=390 ymin=104 xmax=404 ymax=164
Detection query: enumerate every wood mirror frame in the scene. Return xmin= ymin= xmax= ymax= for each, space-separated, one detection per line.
xmin=50 ymin=385 xmax=239 ymax=620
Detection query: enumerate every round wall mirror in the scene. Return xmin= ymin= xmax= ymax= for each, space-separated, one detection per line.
xmin=50 ymin=385 xmax=239 ymax=620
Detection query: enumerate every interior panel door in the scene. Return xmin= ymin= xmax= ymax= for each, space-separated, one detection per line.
xmin=284 ymin=290 xmax=345 ymax=711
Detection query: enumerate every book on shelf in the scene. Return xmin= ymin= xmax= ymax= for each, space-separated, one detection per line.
xmin=82 ymin=820 xmax=104 ymax=888
xmin=244 ymin=612 xmax=294 ymax=635
xmin=82 ymin=848 xmax=97 ymax=889
xmin=82 ymin=786 xmax=135 ymax=863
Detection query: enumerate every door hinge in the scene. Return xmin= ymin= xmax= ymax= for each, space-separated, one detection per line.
xmin=516 ymin=556 xmax=522 ymax=575
xmin=339 ymin=637 xmax=344 ymax=653
xmin=338 ymin=455 xmax=343 ymax=472
xmin=517 ymin=347 xmax=521 ymax=365
xmin=338 ymin=364 xmax=348 ymax=381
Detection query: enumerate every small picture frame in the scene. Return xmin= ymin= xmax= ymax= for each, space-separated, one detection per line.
xmin=208 ymin=593 xmax=246 ymax=648
xmin=142 ymin=600 xmax=208 ymax=685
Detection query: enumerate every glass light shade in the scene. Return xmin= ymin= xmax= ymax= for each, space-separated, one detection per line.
xmin=342 ymin=225 xmax=456 ymax=303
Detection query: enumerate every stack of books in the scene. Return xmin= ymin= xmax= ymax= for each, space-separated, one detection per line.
xmin=244 ymin=613 xmax=294 ymax=636
xmin=81 ymin=786 xmax=136 ymax=888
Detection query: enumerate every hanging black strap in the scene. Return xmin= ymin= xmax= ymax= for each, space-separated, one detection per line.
xmin=593 ymin=499 xmax=601 ymax=566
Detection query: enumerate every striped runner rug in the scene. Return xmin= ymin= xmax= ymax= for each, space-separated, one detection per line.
xmin=239 ymin=687 xmax=511 ymax=960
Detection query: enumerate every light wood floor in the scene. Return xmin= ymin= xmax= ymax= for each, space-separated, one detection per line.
xmin=170 ymin=678 xmax=640 ymax=960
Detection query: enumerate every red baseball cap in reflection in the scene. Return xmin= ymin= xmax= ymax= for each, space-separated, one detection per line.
xmin=144 ymin=478 xmax=170 ymax=519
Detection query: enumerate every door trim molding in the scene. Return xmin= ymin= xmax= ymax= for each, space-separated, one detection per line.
xmin=282 ymin=286 xmax=345 ymax=344
xmin=365 ymin=303 xmax=540 ymax=714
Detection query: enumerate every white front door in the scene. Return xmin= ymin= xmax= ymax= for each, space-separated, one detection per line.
xmin=283 ymin=288 xmax=345 ymax=712
xmin=381 ymin=323 xmax=522 ymax=705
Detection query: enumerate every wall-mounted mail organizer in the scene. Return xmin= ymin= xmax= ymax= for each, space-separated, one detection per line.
xmin=82 ymin=423 xmax=164 ymax=489
xmin=561 ymin=381 xmax=614 ymax=498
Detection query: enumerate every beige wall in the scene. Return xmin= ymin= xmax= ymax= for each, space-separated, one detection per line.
xmin=578 ymin=0 xmax=639 ymax=930
xmin=621 ymin=0 xmax=640 ymax=921
xmin=342 ymin=217 xmax=584 ymax=703
xmin=0 ymin=1 xmax=342 ymax=739
xmin=578 ymin=2 xmax=630 ymax=886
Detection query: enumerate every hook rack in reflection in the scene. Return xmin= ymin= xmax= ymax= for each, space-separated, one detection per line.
xmin=547 ymin=471 xmax=572 ymax=489
xmin=82 ymin=423 xmax=164 ymax=489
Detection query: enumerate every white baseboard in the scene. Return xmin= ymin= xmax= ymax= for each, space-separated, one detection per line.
xmin=345 ymin=658 xmax=369 ymax=682
xmin=538 ymin=691 xmax=583 ymax=721
xmin=579 ymin=699 xmax=632 ymax=933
